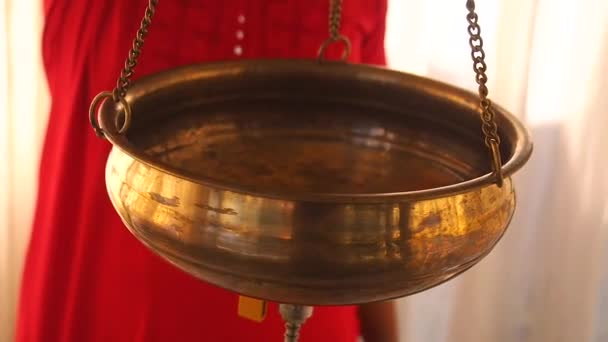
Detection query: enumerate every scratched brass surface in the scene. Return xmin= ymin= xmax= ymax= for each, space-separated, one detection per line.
xmin=99 ymin=60 xmax=532 ymax=305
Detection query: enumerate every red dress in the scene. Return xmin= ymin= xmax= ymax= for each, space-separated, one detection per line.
xmin=16 ymin=1 xmax=387 ymax=341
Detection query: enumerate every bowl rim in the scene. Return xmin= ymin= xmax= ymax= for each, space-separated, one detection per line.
xmin=99 ymin=59 xmax=533 ymax=203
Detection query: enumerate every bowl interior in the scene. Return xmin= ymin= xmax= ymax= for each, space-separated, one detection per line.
xmin=133 ymin=102 xmax=487 ymax=194
xmin=107 ymin=60 xmax=526 ymax=197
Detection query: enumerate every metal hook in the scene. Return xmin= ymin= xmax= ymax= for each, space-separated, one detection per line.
xmin=317 ymin=35 xmax=352 ymax=62
xmin=89 ymin=91 xmax=132 ymax=138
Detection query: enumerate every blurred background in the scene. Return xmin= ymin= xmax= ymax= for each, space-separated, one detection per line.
xmin=1 ymin=0 xmax=607 ymax=341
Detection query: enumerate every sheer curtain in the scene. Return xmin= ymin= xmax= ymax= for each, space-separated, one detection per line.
xmin=1 ymin=0 xmax=607 ymax=341
xmin=0 ymin=0 xmax=49 ymax=341
xmin=386 ymin=1 xmax=608 ymax=342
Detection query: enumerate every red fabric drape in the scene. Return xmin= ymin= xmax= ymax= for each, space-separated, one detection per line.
xmin=16 ymin=1 xmax=387 ymax=341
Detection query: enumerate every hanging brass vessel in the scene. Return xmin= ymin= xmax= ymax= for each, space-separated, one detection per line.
xmin=95 ymin=59 xmax=532 ymax=305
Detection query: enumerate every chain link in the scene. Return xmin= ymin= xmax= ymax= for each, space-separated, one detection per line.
xmin=113 ymin=0 xmax=159 ymax=101
xmin=89 ymin=0 xmax=159 ymax=137
xmin=328 ymin=0 xmax=343 ymax=40
xmin=466 ymin=0 xmax=503 ymax=186
xmin=318 ymin=0 xmax=351 ymax=61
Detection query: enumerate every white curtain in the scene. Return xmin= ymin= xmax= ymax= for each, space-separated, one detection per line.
xmin=1 ymin=0 xmax=607 ymax=341
xmin=0 ymin=0 xmax=49 ymax=341
xmin=386 ymin=0 xmax=608 ymax=341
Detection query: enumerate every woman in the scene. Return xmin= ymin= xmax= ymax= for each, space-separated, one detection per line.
xmin=16 ymin=1 xmax=397 ymax=341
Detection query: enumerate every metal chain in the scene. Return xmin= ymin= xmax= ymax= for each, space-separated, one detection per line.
xmin=318 ymin=0 xmax=351 ymax=61
xmin=92 ymin=0 xmax=504 ymax=189
xmin=89 ymin=0 xmax=159 ymax=137
xmin=328 ymin=0 xmax=343 ymax=40
xmin=466 ymin=0 xmax=504 ymax=186
xmin=113 ymin=0 xmax=159 ymax=101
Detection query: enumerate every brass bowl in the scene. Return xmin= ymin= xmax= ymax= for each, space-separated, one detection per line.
xmin=98 ymin=60 xmax=532 ymax=305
